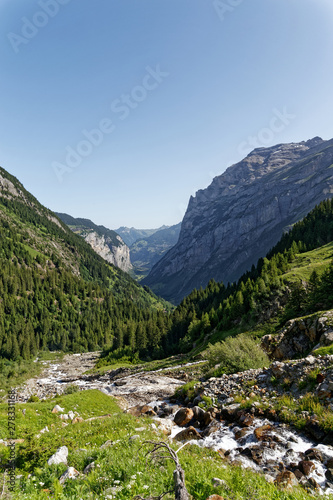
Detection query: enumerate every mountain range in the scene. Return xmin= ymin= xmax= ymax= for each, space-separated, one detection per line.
xmin=143 ymin=137 xmax=333 ymax=303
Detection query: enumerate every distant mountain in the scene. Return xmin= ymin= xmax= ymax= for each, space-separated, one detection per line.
xmin=115 ymin=226 xmax=169 ymax=246
xmin=130 ymin=223 xmax=181 ymax=278
xmin=143 ymin=137 xmax=333 ymax=303
xmin=56 ymin=213 xmax=132 ymax=273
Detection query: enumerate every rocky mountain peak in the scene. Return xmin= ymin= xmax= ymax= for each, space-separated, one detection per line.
xmin=143 ymin=137 xmax=333 ymax=303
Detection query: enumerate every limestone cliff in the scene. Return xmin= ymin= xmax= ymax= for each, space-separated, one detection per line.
xmin=143 ymin=137 xmax=333 ymax=303
xmin=56 ymin=213 xmax=132 ymax=273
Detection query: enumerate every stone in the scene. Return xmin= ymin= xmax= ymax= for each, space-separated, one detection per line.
xmin=275 ymin=470 xmax=299 ymax=488
xmin=100 ymin=440 xmax=114 ymax=449
xmin=127 ymin=405 xmax=156 ymax=417
xmin=47 ymin=446 xmax=68 ymax=466
xmin=114 ymin=380 xmax=127 ymax=386
xmin=298 ymin=460 xmax=315 ymax=476
xmin=51 ymin=405 xmax=64 ymax=413
xmin=254 ymin=424 xmax=272 ymax=441
xmin=304 ymin=448 xmax=323 ymax=462
xmin=83 ymin=462 xmax=95 ymax=474
xmin=174 ymin=408 xmax=194 ymax=427
xmin=238 ymin=413 xmax=254 ymax=427
xmin=59 ymin=466 xmax=80 ymax=484
xmin=129 ymin=435 xmax=140 ymax=441
xmin=72 ymin=417 xmax=84 ymax=424
xmin=271 ymin=362 xmax=285 ymax=378
xmin=154 ymin=418 xmax=173 ymax=436
xmin=174 ymin=426 xmax=202 ymax=442
xmin=212 ymin=477 xmax=227 ymax=488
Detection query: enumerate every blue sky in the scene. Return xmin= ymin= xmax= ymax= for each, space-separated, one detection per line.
xmin=1 ymin=0 xmax=333 ymax=229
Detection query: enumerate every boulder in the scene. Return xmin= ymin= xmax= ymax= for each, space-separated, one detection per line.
xmin=51 ymin=405 xmax=64 ymax=414
xmin=59 ymin=467 xmax=80 ymax=484
xmin=174 ymin=408 xmax=194 ymax=427
xmin=298 ymin=460 xmax=315 ymax=476
xmin=127 ymin=405 xmax=156 ymax=417
xmin=275 ymin=470 xmax=299 ymax=488
xmin=47 ymin=446 xmax=68 ymax=466
xmin=174 ymin=426 xmax=202 ymax=442
xmin=254 ymin=425 xmax=272 ymax=441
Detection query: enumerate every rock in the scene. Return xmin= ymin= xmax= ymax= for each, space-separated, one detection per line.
xmin=68 ymin=411 xmax=75 ymax=420
xmin=304 ymin=448 xmax=323 ymax=462
xmin=72 ymin=417 xmax=84 ymax=424
xmin=326 ymin=468 xmax=333 ymax=482
xmin=305 ymin=422 xmax=326 ymax=441
xmin=129 ymin=435 xmax=140 ymax=441
xmin=254 ymin=424 xmax=272 ymax=441
xmin=59 ymin=466 xmax=80 ymax=484
xmin=271 ymin=362 xmax=285 ymax=378
xmin=212 ymin=477 xmax=227 ymax=488
xmin=100 ymin=440 xmax=114 ymax=449
xmin=127 ymin=405 xmax=157 ymax=417
xmin=114 ymin=380 xmax=127 ymax=386
xmin=264 ymin=474 xmax=275 ymax=484
xmin=47 ymin=446 xmax=68 ymax=466
xmin=202 ymin=421 xmax=221 ymax=437
xmin=174 ymin=408 xmax=194 ymax=427
xmin=205 ymin=496 xmax=224 ymax=500
xmin=174 ymin=426 xmax=202 ymax=442
xmin=52 ymin=405 xmax=64 ymax=413
xmin=234 ymin=428 xmax=248 ymax=440
xmin=238 ymin=413 xmax=254 ymax=427
xmin=320 ymin=330 xmax=333 ymax=346
xmin=316 ymin=373 xmax=325 ymax=383
xmin=219 ymin=404 xmax=241 ymax=421
xmin=298 ymin=460 xmax=315 ymax=476
xmin=83 ymin=462 xmax=95 ymax=474
xmin=275 ymin=470 xmax=299 ymax=488
xmin=154 ymin=418 xmax=173 ymax=436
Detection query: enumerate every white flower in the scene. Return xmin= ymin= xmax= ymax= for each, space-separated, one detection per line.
xmin=143 ymin=485 xmax=149 ymax=489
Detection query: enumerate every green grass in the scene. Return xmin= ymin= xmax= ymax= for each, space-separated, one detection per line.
xmin=282 ymin=241 xmax=333 ymax=282
xmin=0 ymin=389 xmax=326 ymax=499
xmin=313 ymin=344 xmax=333 ymax=356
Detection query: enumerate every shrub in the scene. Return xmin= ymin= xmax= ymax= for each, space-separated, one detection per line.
xmin=27 ymin=394 xmax=40 ymax=403
xmin=64 ymin=384 xmax=80 ymax=395
xmin=203 ymin=333 xmax=269 ymax=375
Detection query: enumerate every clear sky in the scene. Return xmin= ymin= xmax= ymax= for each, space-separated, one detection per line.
xmin=1 ymin=0 xmax=333 ymax=229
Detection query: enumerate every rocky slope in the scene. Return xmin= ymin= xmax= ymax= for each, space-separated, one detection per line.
xmin=130 ymin=222 xmax=181 ymax=278
xmin=144 ymin=137 xmax=333 ymax=303
xmin=56 ymin=213 xmax=132 ymax=273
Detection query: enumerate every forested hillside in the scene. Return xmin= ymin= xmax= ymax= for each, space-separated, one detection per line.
xmin=161 ymin=199 xmax=333 ymax=354
xmin=0 ymin=167 xmax=171 ymax=362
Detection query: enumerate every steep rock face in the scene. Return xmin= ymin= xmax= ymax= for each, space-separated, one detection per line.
xmin=56 ymin=213 xmax=132 ymax=273
xmin=84 ymin=231 xmax=132 ymax=272
xmin=143 ymin=137 xmax=333 ymax=303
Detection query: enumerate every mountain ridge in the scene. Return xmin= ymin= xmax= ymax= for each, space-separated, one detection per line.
xmin=143 ymin=137 xmax=333 ymax=303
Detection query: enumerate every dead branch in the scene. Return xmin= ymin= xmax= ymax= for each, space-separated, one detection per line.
xmin=135 ymin=440 xmax=190 ymax=500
